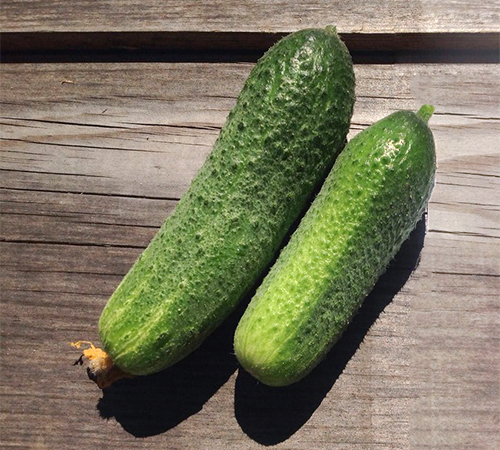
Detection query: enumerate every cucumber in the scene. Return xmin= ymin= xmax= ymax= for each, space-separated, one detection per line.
xmin=97 ymin=27 xmax=355 ymax=379
xmin=234 ymin=106 xmax=436 ymax=386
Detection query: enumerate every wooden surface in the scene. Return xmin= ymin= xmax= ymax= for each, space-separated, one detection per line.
xmin=2 ymin=0 xmax=499 ymax=33
xmin=1 ymin=2 xmax=499 ymax=449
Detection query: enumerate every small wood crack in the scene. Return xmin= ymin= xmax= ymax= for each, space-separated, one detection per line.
xmin=1 ymin=116 xmax=133 ymax=130
xmin=0 ymin=186 xmax=181 ymax=201
xmin=0 ymin=168 xmax=111 ymax=179
xmin=428 ymin=229 xmax=499 ymax=239
xmin=431 ymin=270 xmax=499 ymax=278
xmin=0 ymin=238 xmax=145 ymax=249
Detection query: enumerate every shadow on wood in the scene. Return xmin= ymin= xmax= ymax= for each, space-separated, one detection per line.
xmin=233 ymin=215 xmax=427 ymax=446
xmin=96 ymin=299 xmax=244 ymax=437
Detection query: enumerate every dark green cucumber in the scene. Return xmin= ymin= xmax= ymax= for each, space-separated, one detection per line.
xmin=234 ymin=106 xmax=436 ymax=386
xmin=98 ymin=27 xmax=355 ymax=376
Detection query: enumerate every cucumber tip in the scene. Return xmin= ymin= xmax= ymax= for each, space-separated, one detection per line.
xmin=324 ymin=25 xmax=338 ymax=35
xmin=417 ymin=105 xmax=435 ymax=124
xmin=70 ymin=340 xmax=133 ymax=389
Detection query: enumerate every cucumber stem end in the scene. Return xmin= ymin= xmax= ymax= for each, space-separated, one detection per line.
xmin=417 ymin=104 xmax=435 ymax=124
xmin=324 ymin=25 xmax=338 ymax=35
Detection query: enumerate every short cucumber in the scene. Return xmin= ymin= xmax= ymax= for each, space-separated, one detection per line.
xmin=97 ymin=27 xmax=355 ymax=378
xmin=234 ymin=106 xmax=436 ymax=386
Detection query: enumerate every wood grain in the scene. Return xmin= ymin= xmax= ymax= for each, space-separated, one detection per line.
xmin=1 ymin=61 xmax=499 ymax=449
xmin=2 ymin=0 xmax=499 ymax=33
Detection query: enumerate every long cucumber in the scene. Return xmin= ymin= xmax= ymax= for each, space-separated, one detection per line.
xmin=81 ymin=27 xmax=355 ymax=386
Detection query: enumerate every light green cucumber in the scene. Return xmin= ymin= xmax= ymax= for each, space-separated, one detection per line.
xmin=97 ymin=27 xmax=355 ymax=378
xmin=234 ymin=105 xmax=436 ymax=386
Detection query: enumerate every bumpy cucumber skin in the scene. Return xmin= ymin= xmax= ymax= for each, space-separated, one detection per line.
xmin=234 ymin=108 xmax=436 ymax=386
xmin=98 ymin=28 xmax=355 ymax=376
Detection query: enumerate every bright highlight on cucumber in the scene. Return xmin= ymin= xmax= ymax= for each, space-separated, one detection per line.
xmin=74 ymin=27 xmax=355 ymax=388
xmin=234 ymin=106 xmax=436 ymax=386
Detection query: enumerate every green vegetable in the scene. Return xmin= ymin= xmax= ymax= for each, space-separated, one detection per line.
xmin=234 ymin=106 xmax=436 ymax=386
xmin=96 ymin=27 xmax=355 ymax=380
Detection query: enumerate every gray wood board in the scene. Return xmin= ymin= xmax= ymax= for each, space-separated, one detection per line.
xmin=1 ymin=0 xmax=499 ymax=33
xmin=1 ymin=62 xmax=499 ymax=449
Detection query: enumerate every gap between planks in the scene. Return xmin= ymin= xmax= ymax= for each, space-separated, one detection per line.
xmin=1 ymin=31 xmax=499 ymax=64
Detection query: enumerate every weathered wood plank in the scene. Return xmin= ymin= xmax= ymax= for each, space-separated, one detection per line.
xmin=409 ymin=264 xmax=500 ymax=450
xmin=1 ymin=235 xmax=497 ymax=449
xmin=0 ymin=61 xmax=499 ymax=449
xmin=1 ymin=165 xmax=498 ymax=247
xmin=0 ymin=189 xmax=173 ymax=247
xmin=1 ymin=63 xmax=498 ymax=197
xmin=1 ymin=0 xmax=499 ymax=34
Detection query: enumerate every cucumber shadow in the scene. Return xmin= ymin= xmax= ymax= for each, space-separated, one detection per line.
xmin=233 ymin=215 xmax=427 ymax=446
xmin=96 ymin=298 xmax=245 ymax=437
